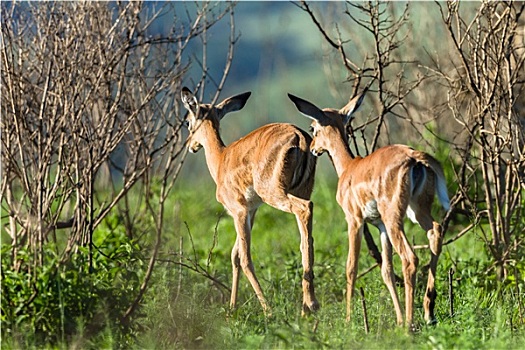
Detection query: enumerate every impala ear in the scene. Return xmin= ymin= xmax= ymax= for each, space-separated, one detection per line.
xmin=181 ymin=86 xmax=199 ymax=115
xmin=217 ymin=92 xmax=251 ymax=119
xmin=288 ymin=93 xmax=326 ymax=123
xmin=340 ymin=91 xmax=365 ymax=126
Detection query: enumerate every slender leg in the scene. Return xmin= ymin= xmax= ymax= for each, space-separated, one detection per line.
xmin=385 ymin=221 xmax=418 ymax=331
xmin=232 ymin=210 xmax=271 ymax=315
xmin=423 ymin=220 xmax=444 ymax=324
xmin=345 ymin=220 xmax=363 ymax=322
xmin=249 ymin=208 xmax=258 ymax=230
xmin=264 ymin=192 xmax=319 ymax=315
xmin=230 ymin=207 xmax=258 ymax=310
xmin=290 ymin=197 xmax=319 ymax=315
xmin=230 ymin=236 xmax=240 ymax=310
xmin=363 ymin=224 xmax=383 ymax=267
xmin=413 ymin=206 xmax=444 ymax=324
xmin=424 ymin=251 xmax=439 ymax=324
xmin=377 ymin=223 xmax=404 ymax=325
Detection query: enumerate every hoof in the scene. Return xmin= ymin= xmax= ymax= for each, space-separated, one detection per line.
xmin=263 ymin=306 xmax=273 ymax=319
xmin=426 ymin=317 xmax=438 ymax=326
xmin=301 ymin=300 xmax=320 ymax=316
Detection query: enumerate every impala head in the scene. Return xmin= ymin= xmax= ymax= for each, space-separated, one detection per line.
xmin=181 ymin=87 xmax=251 ymax=153
xmin=288 ymin=92 xmax=365 ymax=156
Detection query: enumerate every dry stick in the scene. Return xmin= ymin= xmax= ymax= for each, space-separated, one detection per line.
xmin=312 ymin=319 xmax=320 ymax=333
xmin=157 ymin=256 xmax=231 ymax=295
xmin=174 ymin=236 xmax=183 ymax=306
xmin=358 ymin=222 xmax=475 ymax=281
xmin=413 ymin=221 xmax=475 ymax=251
xmin=122 ymin=131 xmax=180 ymax=324
xmin=360 ymin=287 xmax=369 ymax=334
xmin=448 ymin=268 xmax=454 ymax=318
xmin=357 ymin=263 xmax=379 ymax=280
xmin=207 ymin=212 xmax=224 ymax=269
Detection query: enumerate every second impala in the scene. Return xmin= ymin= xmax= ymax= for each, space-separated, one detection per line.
xmin=289 ymin=91 xmax=450 ymax=330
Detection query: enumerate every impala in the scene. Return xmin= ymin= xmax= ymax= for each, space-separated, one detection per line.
xmin=181 ymin=87 xmax=319 ymax=315
xmin=288 ymin=92 xmax=450 ymax=329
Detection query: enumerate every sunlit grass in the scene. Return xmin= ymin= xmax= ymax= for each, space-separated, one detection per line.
xmin=3 ymin=172 xmax=521 ymax=349
xmin=127 ymin=171 xmax=525 ymax=349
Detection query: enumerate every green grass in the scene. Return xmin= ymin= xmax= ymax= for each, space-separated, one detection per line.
xmin=3 ymin=171 xmax=524 ymax=349
xmin=127 ymin=171 xmax=524 ymax=349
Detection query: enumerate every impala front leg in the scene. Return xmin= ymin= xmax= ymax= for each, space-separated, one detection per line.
xmin=230 ymin=236 xmax=240 ymax=310
xmin=346 ymin=221 xmax=363 ymax=322
xmin=377 ymin=224 xmax=404 ymax=325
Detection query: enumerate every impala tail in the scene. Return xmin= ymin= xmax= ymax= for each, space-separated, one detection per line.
xmin=435 ymin=172 xmax=450 ymax=211
xmin=412 ymin=153 xmax=450 ymax=211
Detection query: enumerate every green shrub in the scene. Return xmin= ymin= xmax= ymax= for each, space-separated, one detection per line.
xmin=1 ymin=213 xmax=145 ymax=348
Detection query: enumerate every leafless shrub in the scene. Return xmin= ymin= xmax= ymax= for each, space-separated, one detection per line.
xmin=298 ymin=0 xmax=423 ymax=280
xmin=435 ymin=1 xmax=525 ymax=280
xmin=300 ymin=0 xmax=525 ymax=283
xmin=1 ymin=0 xmax=236 ymax=324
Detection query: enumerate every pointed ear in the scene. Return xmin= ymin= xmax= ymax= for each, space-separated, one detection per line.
xmin=217 ymin=92 xmax=251 ymax=119
xmin=340 ymin=91 xmax=365 ymax=126
xmin=181 ymin=86 xmax=199 ymax=115
xmin=288 ymin=93 xmax=326 ymax=122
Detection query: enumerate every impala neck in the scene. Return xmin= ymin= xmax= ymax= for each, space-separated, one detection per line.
xmin=201 ymin=125 xmax=226 ymax=184
xmin=327 ymin=133 xmax=355 ymax=178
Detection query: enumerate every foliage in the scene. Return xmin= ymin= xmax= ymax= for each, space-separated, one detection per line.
xmin=139 ymin=178 xmax=525 ymax=349
xmin=434 ymin=1 xmax=525 ymax=281
xmin=1 ymin=1 xmax=235 ymax=347
xmin=1 ymin=215 xmax=144 ymax=348
xmin=2 ymin=178 xmax=525 ymax=348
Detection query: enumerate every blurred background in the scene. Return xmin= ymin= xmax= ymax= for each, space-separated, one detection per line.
xmin=158 ymin=1 xmax=476 ymax=180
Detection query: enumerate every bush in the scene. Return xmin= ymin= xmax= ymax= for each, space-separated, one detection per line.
xmin=1 ymin=215 xmax=145 ymax=348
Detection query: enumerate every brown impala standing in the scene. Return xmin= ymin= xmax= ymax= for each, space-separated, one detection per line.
xmin=181 ymin=87 xmax=318 ymax=316
xmin=288 ymin=91 xmax=450 ymax=330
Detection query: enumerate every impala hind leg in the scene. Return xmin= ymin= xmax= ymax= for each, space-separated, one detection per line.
xmin=264 ymin=193 xmax=319 ymax=315
xmin=385 ymin=220 xmax=418 ymax=330
xmin=377 ymin=223 xmax=404 ymax=325
xmin=232 ymin=210 xmax=271 ymax=315
xmin=415 ymin=212 xmax=444 ymax=324
xmin=345 ymin=221 xmax=363 ymax=322
xmin=290 ymin=196 xmax=319 ymax=315
xmin=230 ymin=208 xmax=258 ymax=311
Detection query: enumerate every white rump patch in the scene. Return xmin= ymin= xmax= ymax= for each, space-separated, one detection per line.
xmin=406 ymin=205 xmax=419 ymax=224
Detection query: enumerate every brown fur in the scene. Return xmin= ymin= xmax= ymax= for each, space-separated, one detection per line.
xmin=182 ymin=88 xmax=318 ymax=316
xmin=289 ymin=92 xmax=450 ymax=329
